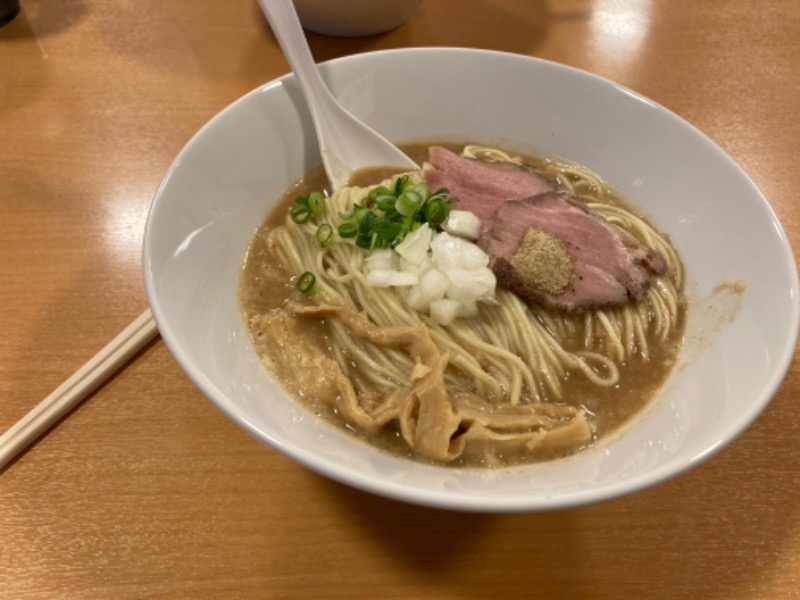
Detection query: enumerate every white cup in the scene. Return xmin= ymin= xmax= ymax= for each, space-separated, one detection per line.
xmin=293 ymin=0 xmax=422 ymax=37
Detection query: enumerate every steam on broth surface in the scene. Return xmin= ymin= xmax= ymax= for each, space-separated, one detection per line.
xmin=239 ymin=143 xmax=686 ymax=468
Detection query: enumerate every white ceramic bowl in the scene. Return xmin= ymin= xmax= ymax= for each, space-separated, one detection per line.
xmin=143 ymin=48 xmax=799 ymax=512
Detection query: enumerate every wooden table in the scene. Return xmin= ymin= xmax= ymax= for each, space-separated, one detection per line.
xmin=2 ymin=1 xmax=799 ymax=597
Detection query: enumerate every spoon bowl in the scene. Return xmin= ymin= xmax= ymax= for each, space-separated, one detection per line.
xmin=257 ymin=0 xmax=418 ymax=189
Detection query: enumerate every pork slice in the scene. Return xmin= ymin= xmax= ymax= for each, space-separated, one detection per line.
xmin=486 ymin=193 xmax=667 ymax=311
xmin=424 ymin=146 xmax=554 ymax=228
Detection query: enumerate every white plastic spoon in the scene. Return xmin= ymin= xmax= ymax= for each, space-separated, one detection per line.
xmin=256 ymin=0 xmax=418 ymax=189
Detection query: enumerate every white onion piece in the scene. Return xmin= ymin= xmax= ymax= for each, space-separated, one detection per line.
xmin=405 ymin=268 xmax=450 ymax=311
xmin=399 ymin=254 xmax=432 ymax=275
xmin=420 ymin=267 xmax=450 ymax=298
xmin=442 ymin=210 xmax=481 ymax=240
xmin=394 ymin=224 xmax=433 ymax=266
xmin=365 ymin=248 xmax=398 ymax=272
xmin=431 ymin=231 xmax=489 ymax=270
xmin=366 ymin=269 xmax=419 ymax=287
xmin=363 ymin=228 xmax=497 ymax=323
xmin=445 ymin=268 xmax=497 ymax=304
xmin=430 ymin=298 xmax=461 ymax=326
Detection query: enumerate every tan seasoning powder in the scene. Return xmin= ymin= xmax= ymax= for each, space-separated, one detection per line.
xmin=509 ymin=227 xmax=574 ymax=295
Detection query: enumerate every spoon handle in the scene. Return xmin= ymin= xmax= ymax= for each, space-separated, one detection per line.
xmin=257 ymin=0 xmax=417 ymax=188
xmin=257 ymin=0 xmax=336 ymax=127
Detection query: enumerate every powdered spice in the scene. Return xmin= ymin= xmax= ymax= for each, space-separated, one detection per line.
xmin=509 ymin=227 xmax=574 ymax=295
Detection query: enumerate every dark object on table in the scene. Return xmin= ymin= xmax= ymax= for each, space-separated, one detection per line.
xmin=0 ymin=0 xmax=20 ymax=27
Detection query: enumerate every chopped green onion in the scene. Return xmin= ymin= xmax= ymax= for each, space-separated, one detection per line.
xmin=425 ymin=199 xmax=450 ymax=226
xmin=372 ymin=219 xmax=402 ymax=241
xmin=307 ymin=192 xmax=325 ymax=216
xmin=375 ymin=194 xmax=396 ymax=212
xmin=396 ymin=190 xmax=423 ymax=216
xmin=290 ymin=192 xmax=326 ymax=225
xmin=296 ymin=271 xmax=316 ymax=293
xmin=393 ymin=175 xmax=411 ymax=196
xmin=339 ymin=177 xmax=455 ymax=249
xmin=290 ymin=192 xmax=325 ymax=224
xmin=359 ymin=210 xmax=378 ymax=234
xmin=368 ymin=185 xmax=393 ymax=201
xmin=290 ymin=204 xmax=312 ymax=224
xmin=412 ymin=183 xmax=431 ymax=202
xmin=338 ymin=221 xmax=359 ymax=238
xmin=315 ymin=223 xmax=333 ymax=245
xmin=296 ymin=177 xmax=455 ymax=251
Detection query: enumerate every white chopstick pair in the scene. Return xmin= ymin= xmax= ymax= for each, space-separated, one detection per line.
xmin=0 ymin=309 xmax=158 ymax=470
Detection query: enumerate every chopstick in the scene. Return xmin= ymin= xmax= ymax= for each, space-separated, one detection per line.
xmin=0 ymin=308 xmax=159 ymax=470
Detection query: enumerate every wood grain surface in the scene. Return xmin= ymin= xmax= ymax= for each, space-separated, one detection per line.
xmin=1 ymin=1 xmax=799 ymax=598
